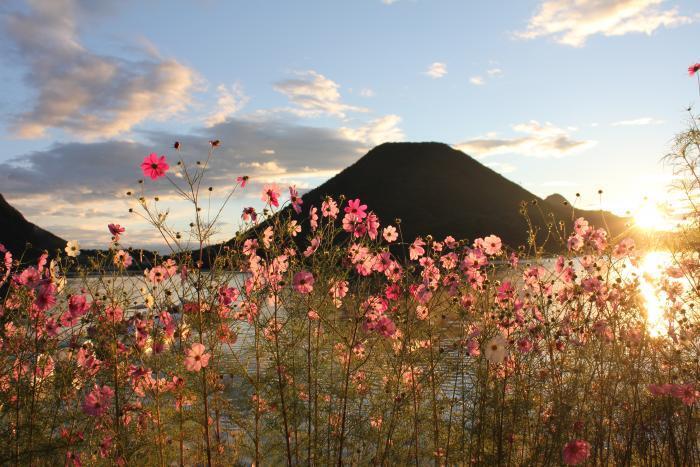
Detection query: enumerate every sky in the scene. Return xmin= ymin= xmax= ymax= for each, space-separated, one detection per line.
xmin=0 ymin=0 xmax=699 ymax=249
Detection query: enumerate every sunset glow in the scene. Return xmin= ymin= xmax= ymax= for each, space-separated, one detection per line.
xmin=1 ymin=1 xmax=700 ymax=464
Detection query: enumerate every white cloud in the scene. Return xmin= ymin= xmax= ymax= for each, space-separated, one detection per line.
xmin=455 ymin=120 xmax=595 ymax=158
xmin=517 ymin=0 xmax=692 ymax=47
xmin=469 ymin=76 xmax=485 ymax=85
xmin=204 ymin=83 xmax=249 ymax=127
xmin=611 ymin=117 xmax=665 ymax=126
xmin=487 ymin=68 xmax=503 ymax=76
xmin=382 ymin=0 xmax=400 ymax=4
xmin=339 ymin=114 xmax=404 ymax=146
xmin=359 ymin=88 xmax=375 ymax=97
xmin=3 ymin=0 xmax=198 ymax=139
xmin=484 ymin=161 xmax=517 ymax=174
xmin=425 ymin=62 xmax=447 ymax=78
xmin=273 ymin=70 xmax=368 ymax=118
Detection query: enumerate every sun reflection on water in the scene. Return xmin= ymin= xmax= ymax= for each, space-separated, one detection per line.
xmin=636 ymin=251 xmax=672 ymax=337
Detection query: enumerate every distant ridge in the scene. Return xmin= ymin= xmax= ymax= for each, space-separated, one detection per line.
xmin=0 ymin=193 xmax=66 ymax=256
xmin=297 ymin=142 xmax=629 ymax=250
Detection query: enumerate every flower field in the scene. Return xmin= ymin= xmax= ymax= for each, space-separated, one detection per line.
xmin=0 ymin=138 xmax=699 ymax=467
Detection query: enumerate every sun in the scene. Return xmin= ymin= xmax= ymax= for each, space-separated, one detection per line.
xmin=634 ymin=203 xmax=668 ymax=230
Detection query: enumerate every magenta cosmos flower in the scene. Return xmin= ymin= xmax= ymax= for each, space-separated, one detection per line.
xmin=562 ymin=439 xmax=591 ymax=465
xmin=261 ymin=184 xmax=281 ymax=207
xmin=108 ymin=223 xmax=125 ymax=241
xmin=82 ymin=384 xmax=114 ymax=417
xmin=688 ymin=63 xmax=700 ymax=76
xmin=184 ymin=343 xmax=211 ymax=372
xmin=140 ymin=153 xmax=169 ymax=180
xmin=293 ymin=270 xmax=314 ymax=294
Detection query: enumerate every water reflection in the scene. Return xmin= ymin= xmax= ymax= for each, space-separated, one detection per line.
xmin=636 ymin=251 xmax=672 ymax=337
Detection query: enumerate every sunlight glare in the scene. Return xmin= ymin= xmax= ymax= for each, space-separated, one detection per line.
xmin=637 ymin=251 xmax=670 ymax=337
xmin=634 ymin=203 xmax=667 ymax=231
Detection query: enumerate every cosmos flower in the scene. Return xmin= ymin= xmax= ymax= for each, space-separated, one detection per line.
xmin=184 ymin=343 xmax=211 ymax=372
xmin=261 ymin=184 xmax=281 ymax=207
xmin=140 ymin=153 xmax=169 ymax=180
xmin=293 ymin=271 xmax=314 ymax=294
xmin=65 ymin=240 xmax=81 ymax=257
xmin=482 ymin=235 xmax=502 ymax=255
xmin=82 ymin=384 xmax=114 ymax=417
xmin=242 ymin=207 xmax=257 ymax=223
xmin=289 ymin=185 xmax=304 ymax=214
xmin=113 ymin=250 xmax=133 ymax=268
xmin=562 ymin=439 xmax=591 ymax=465
xmin=344 ymin=198 xmax=368 ymax=221
xmin=484 ymin=334 xmax=507 ymax=364
xmin=108 ymin=223 xmax=125 ymax=241
xmin=321 ymin=198 xmax=339 ymax=218
xmin=688 ymin=63 xmax=700 ymax=76
xmin=409 ymin=237 xmax=426 ymax=260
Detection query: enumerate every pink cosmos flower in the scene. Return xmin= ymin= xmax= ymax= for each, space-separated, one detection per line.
xmin=613 ymin=237 xmax=635 ymax=258
xmin=236 ymin=175 xmax=249 ymax=187
xmin=344 ymin=198 xmax=368 ymax=221
xmin=289 ymin=185 xmax=304 ymax=214
xmin=261 ymin=184 xmax=281 ymax=207
xmin=108 ymin=223 xmax=125 ymax=241
xmin=567 ymin=234 xmax=584 ymax=252
xmin=483 ymin=235 xmax=502 ymax=255
xmin=303 ymin=237 xmax=321 ymax=257
xmin=68 ymin=294 xmax=89 ymax=318
xmin=262 ymin=226 xmax=274 ymax=248
xmin=140 ymin=153 xmax=169 ymax=180
xmin=184 ymin=343 xmax=211 ymax=372
xmin=293 ymin=270 xmax=314 ymax=294
xmin=574 ymin=217 xmax=590 ymax=236
xmin=365 ymin=212 xmax=380 ymax=239
xmin=672 ymin=383 xmax=699 ymax=406
xmin=562 ymin=439 xmax=591 ymax=465
xmin=34 ymin=283 xmax=57 ymax=312
xmin=146 ymin=266 xmax=168 ymax=284
xmin=113 ymin=250 xmax=133 ymax=268
xmin=309 ymin=206 xmax=319 ymax=231
xmin=321 ymin=198 xmax=339 ymax=218
xmin=409 ymin=237 xmax=426 ymax=260
xmin=242 ymin=207 xmax=258 ymax=223
xmin=517 ymin=338 xmax=533 ymax=353
xmin=374 ymin=315 xmax=397 ymax=338
xmin=82 ymin=384 xmax=114 ymax=417
xmin=689 ymin=63 xmax=700 ymax=76
xmin=307 ymin=309 xmax=320 ymax=320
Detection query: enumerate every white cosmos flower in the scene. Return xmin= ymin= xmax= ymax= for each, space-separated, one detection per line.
xmin=484 ymin=333 xmax=508 ymax=364
xmin=65 ymin=240 xmax=81 ymax=257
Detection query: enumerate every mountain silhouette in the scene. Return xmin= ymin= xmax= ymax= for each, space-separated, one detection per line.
xmin=297 ymin=142 xmax=629 ymax=251
xmin=0 ymin=193 xmax=66 ymax=256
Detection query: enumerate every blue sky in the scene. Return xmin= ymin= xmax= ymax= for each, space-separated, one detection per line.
xmin=1 ymin=0 xmax=699 ymax=248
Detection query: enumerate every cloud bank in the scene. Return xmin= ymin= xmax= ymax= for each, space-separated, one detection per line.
xmin=455 ymin=121 xmax=595 ymax=158
xmin=517 ymin=0 xmax=692 ymax=47
xmin=3 ymin=0 xmax=198 ymax=139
